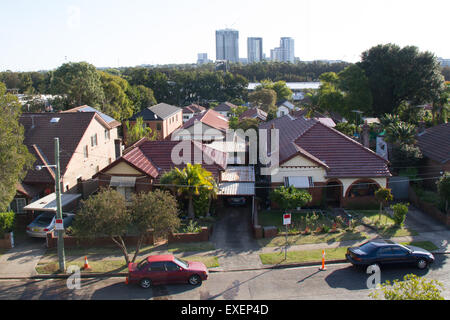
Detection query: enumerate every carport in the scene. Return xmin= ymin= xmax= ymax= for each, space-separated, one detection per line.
xmin=23 ymin=192 xmax=82 ymax=213
xmin=218 ymin=166 xmax=256 ymax=218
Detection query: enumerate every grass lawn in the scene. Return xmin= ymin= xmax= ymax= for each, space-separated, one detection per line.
xmin=260 ymin=247 xmax=348 ymax=265
xmin=36 ymin=254 xmax=219 ymax=274
xmin=258 ymin=209 xmax=334 ymax=232
xmin=350 ymin=210 xmax=419 ymax=237
xmin=257 ymin=229 xmax=368 ymax=248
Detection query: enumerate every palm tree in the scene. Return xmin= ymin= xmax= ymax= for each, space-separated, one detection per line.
xmin=160 ymin=164 xmax=216 ymax=219
xmin=384 ymin=121 xmax=417 ymax=145
xmin=303 ymin=91 xmax=321 ymax=118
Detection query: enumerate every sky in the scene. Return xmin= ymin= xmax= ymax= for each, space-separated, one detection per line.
xmin=0 ymin=0 xmax=449 ymax=71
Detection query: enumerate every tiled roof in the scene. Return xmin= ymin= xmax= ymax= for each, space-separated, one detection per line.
xmin=103 ymin=140 xmax=228 ymax=182
xmin=183 ymin=104 xmax=206 ymax=114
xmin=150 ymin=103 xmax=182 ymax=119
xmin=182 ymin=109 xmax=229 ymax=132
xmin=417 ymin=123 xmax=450 ymax=164
xmin=259 ymin=115 xmax=391 ymax=178
xmin=19 ymin=113 xmax=97 ymax=184
xmin=214 ymin=102 xmax=237 ymax=112
xmin=239 ymin=108 xmax=267 ymax=121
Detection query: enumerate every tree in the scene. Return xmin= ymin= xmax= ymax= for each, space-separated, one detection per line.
xmin=269 ymin=186 xmax=312 ymax=211
xmin=317 ymin=72 xmax=345 ymax=117
xmin=72 ymin=188 xmax=131 ymax=264
xmin=359 ymin=44 xmax=446 ymax=116
xmin=390 ymin=203 xmax=409 ymax=227
xmin=248 ymin=88 xmax=277 ymax=113
xmin=370 ymin=274 xmax=444 ymax=300
xmin=160 ymin=164 xmax=217 ymax=219
xmin=303 ymin=90 xmax=321 ymax=118
xmin=124 ymin=117 xmax=157 ymax=146
xmin=99 ymin=71 xmax=134 ymax=121
xmin=129 ymin=189 xmax=180 ymax=262
xmin=437 ymin=173 xmax=450 ymax=213
xmin=50 ymin=62 xmax=105 ymax=108
xmin=256 ymin=80 xmax=293 ymax=102
xmin=337 ymin=65 xmax=373 ymax=118
xmin=126 ymin=85 xmax=157 ymax=113
xmin=0 ymin=83 xmax=35 ymax=211
xmin=374 ymin=188 xmax=393 ymax=222
xmin=384 ymin=121 xmax=417 ymax=145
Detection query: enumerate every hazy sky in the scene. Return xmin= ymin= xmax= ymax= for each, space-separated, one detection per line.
xmin=1 ymin=0 xmax=449 ymax=71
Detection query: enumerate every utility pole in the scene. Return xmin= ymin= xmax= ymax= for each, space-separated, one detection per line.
xmin=54 ymin=137 xmax=66 ymax=272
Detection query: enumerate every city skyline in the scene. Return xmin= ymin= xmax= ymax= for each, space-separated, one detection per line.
xmin=0 ymin=0 xmax=449 ymax=71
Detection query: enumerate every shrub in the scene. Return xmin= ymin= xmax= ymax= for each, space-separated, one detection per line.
xmin=0 ymin=212 xmax=15 ymax=237
xmin=391 ymin=203 xmax=409 ymax=227
xmin=321 ymin=225 xmax=331 ymax=233
xmin=181 ymin=220 xmax=202 ymax=234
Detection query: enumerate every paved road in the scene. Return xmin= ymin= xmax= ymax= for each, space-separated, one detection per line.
xmin=1 ymin=254 xmax=448 ymax=300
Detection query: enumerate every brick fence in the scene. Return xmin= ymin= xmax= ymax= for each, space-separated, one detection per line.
xmin=0 ymin=232 xmax=14 ymax=249
xmin=46 ymin=230 xmax=155 ymax=249
xmin=409 ymin=188 xmax=450 ymax=227
xmin=167 ymin=227 xmax=212 ymax=244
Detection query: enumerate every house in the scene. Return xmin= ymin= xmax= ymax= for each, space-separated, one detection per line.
xmin=276 ymin=100 xmax=296 ymax=118
xmin=291 ymin=109 xmax=336 ymax=128
xmin=259 ymin=115 xmax=391 ymax=208
xmin=123 ymin=103 xmax=183 ymax=143
xmin=11 ymin=111 xmax=121 ymax=216
xmin=94 ymin=139 xmax=228 ymax=201
xmin=171 ymin=109 xmax=229 ymax=142
xmin=239 ymin=107 xmax=268 ymax=122
xmin=182 ymin=104 xmax=206 ymax=123
xmin=416 ymin=123 xmax=450 ymax=189
xmin=214 ymin=102 xmax=237 ymax=117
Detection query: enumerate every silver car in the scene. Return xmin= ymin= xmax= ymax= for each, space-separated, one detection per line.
xmin=26 ymin=212 xmax=75 ymax=238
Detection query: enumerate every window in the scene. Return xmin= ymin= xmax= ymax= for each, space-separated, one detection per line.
xmin=176 ymin=115 xmax=178 ymax=121
xmin=156 ymin=123 xmax=161 ymax=131
xmin=165 ymin=262 xmax=181 ymax=271
xmin=91 ymin=134 xmax=98 ymax=147
xmin=391 ymin=247 xmax=408 ymax=255
xmin=104 ymin=129 xmax=110 ymax=141
xmin=148 ymin=262 xmax=166 ymax=272
xmin=377 ymin=247 xmax=393 ymax=256
xmin=10 ymin=198 xmax=27 ymax=214
xmin=83 ymin=145 xmax=89 ymax=158
xmin=117 ymin=186 xmax=133 ymax=202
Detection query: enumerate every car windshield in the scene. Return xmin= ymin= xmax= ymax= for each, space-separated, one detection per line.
xmin=174 ymin=258 xmax=189 ymax=269
xmin=137 ymin=259 xmax=148 ymax=269
xmin=36 ymin=215 xmax=54 ymax=225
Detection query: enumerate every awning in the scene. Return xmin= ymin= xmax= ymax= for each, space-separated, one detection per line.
xmin=221 ymin=166 xmax=255 ymax=182
xmin=109 ymin=176 xmax=136 ymax=188
xmin=218 ymin=182 xmax=255 ymax=196
xmin=24 ymin=193 xmax=82 ymax=212
xmin=285 ymin=176 xmax=312 ymax=188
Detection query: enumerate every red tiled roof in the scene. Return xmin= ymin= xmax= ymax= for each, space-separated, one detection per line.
xmin=214 ymin=102 xmax=237 ymax=112
xmin=100 ymin=140 xmax=228 ymax=182
xmin=417 ymin=123 xmax=450 ymax=164
xmin=20 ymin=113 xmax=97 ymax=184
xmin=260 ymin=115 xmax=391 ymax=178
xmin=239 ymin=108 xmax=267 ymax=121
xmin=182 ymin=109 xmax=229 ymax=132
xmin=182 ymin=104 xmax=206 ymax=114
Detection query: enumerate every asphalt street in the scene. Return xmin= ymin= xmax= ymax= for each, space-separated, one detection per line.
xmin=0 ymin=255 xmax=448 ymax=301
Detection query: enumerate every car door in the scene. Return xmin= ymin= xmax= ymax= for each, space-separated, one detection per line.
xmin=146 ymin=262 xmax=167 ymax=285
xmin=390 ymin=246 xmax=411 ymax=265
xmin=376 ymin=247 xmax=395 ymax=265
xmin=164 ymin=261 xmax=186 ymax=284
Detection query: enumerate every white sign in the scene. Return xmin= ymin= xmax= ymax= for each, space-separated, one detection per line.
xmin=283 ymin=213 xmax=291 ymax=226
xmin=55 ymin=219 xmax=64 ymax=231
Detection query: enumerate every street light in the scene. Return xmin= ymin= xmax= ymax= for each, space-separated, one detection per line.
xmin=35 ymin=138 xmax=65 ymax=272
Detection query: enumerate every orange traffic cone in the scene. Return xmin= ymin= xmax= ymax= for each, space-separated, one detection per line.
xmin=319 ymin=250 xmax=327 ymax=271
xmin=125 ymin=277 xmax=129 ymax=285
xmin=83 ymin=256 xmax=91 ymax=270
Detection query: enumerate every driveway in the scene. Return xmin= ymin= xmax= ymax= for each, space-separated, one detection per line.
xmin=0 ymin=232 xmax=46 ymax=278
xmin=210 ymin=204 xmax=263 ymax=270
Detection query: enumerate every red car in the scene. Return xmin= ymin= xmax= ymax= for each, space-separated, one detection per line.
xmin=127 ymin=254 xmax=209 ymax=289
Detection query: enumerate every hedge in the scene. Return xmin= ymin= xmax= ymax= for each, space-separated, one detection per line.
xmin=0 ymin=212 xmax=15 ymax=237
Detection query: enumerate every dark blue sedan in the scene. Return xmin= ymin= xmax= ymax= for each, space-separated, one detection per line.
xmin=346 ymin=239 xmax=435 ymax=270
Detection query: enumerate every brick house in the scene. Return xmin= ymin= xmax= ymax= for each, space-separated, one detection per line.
xmin=11 ymin=111 xmax=121 ymax=216
xmin=123 ymin=103 xmax=183 ymax=144
xmin=259 ymin=115 xmax=391 ymax=208
xmin=94 ymin=139 xmax=228 ymax=201
xmin=416 ymin=123 xmax=450 ymax=189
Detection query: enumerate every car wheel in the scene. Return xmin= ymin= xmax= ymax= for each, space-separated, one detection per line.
xmin=417 ymin=259 xmax=428 ymax=270
xmin=188 ymin=274 xmax=202 ymax=286
xmin=139 ymin=278 xmax=152 ymax=289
